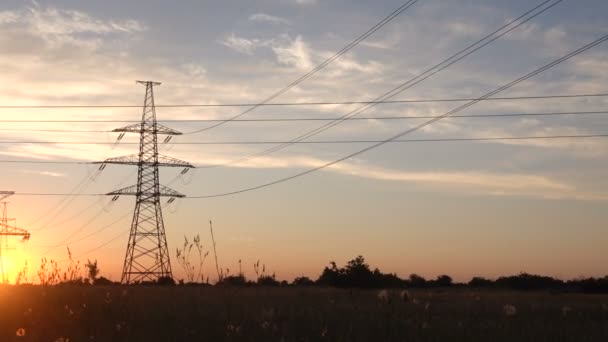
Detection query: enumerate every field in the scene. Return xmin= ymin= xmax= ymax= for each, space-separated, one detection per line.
xmin=1 ymin=286 xmax=607 ymax=341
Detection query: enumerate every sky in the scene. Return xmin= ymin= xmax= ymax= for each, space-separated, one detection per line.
xmin=0 ymin=0 xmax=607 ymax=283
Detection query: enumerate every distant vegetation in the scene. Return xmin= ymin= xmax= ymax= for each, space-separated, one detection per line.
xmin=27 ymin=250 xmax=608 ymax=293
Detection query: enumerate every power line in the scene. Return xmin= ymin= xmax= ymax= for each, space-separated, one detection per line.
xmin=184 ymin=32 xmax=608 ymax=199
xmin=1 ymin=133 xmax=606 ymax=167
xmin=39 ymin=210 xmax=130 ymax=252
xmin=183 ymin=0 xmax=419 ymax=135
xmin=0 ymin=133 xmax=605 ymax=145
xmin=194 ymin=0 xmax=566 ymax=169
xmin=55 ymin=201 xmax=174 ymax=264
xmin=0 ymin=106 xmax=604 ymax=129
xmin=0 ymin=92 xmax=605 ymax=110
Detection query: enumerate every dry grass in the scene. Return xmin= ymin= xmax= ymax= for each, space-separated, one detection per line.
xmin=0 ymin=286 xmax=606 ymax=341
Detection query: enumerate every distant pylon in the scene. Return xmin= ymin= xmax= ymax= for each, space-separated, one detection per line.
xmin=96 ymin=81 xmax=193 ymax=284
xmin=0 ymin=191 xmax=30 ymax=284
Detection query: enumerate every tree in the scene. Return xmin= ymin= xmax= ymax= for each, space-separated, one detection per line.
xmin=435 ymin=274 xmax=453 ymax=287
xmin=469 ymin=276 xmax=493 ymax=288
xmin=84 ymin=259 xmax=99 ymax=284
xmin=292 ymin=276 xmax=315 ymax=286
xmin=408 ymin=274 xmax=427 ymax=288
xmin=258 ymin=274 xmax=280 ymax=286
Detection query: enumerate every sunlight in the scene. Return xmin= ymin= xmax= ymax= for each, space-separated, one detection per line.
xmin=0 ymin=249 xmax=27 ymax=284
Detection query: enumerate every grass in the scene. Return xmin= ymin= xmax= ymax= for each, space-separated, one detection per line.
xmin=0 ymin=286 xmax=607 ymax=341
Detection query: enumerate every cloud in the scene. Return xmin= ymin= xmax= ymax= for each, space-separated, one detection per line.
xmin=294 ymin=0 xmax=317 ymax=5
xmin=0 ymin=5 xmax=146 ymax=50
xmin=445 ymin=21 xmax=483 ymax=37
xmin=249 ymin=13 xmax=290 ymax=25
xmin=271 ymin=35 xmax=313 ymax=70
xmin=159 ymin=148 xmax=604 ymax=201
xmin=219 ymin=33 xmax=260 ymax=55
xmin=23 ymin=170 xmax=65 ymax=178
xmin=0 ymin=10 xmax=19 ymax=24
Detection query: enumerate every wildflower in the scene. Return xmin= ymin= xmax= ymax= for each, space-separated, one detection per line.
xmin=503 ymin=304 xmax=517 ymax=316
xmin=226 ymin=323 xmax=241 ymax=334
xmin=321 ymin=326 xmax=328 ymax=337
xmin=377 ymin=289 xmax=389 ymax=302
xmin=104 ymin=292 xmax=112 ymax=304
xmin=16 ymin=328 xmax=26 ymax=337
xmin=261 ymin=321 xmax=270 ymax=330
xmin=424 ymin=302 xmax=430 ymax=311
xmin=115 ymin=323 xmax=122 ymax=332
xmin=562 ymin=306 xmax=572 ymax=317
xmin=412 ymin=298 xmax=420 ymax=305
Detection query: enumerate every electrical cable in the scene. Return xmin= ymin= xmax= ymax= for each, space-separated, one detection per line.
xmin=184 ymin=32 xmax=608 ymax=199
xmin=183 ymin=0 xmax=419 ymax=134
xmin=0 ymin=92 xmax=605 ymax=110
xmin=0 ymin=104 xmax=604 ymax=128
xmin=193 ymin=0 xmax=566 ymax=169
xmin=0 ymin=133 xmax=604 ymax=173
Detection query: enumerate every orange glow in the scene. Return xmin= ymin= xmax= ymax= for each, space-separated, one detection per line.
xmin=0 ymin=248 xmax=28 ymax=284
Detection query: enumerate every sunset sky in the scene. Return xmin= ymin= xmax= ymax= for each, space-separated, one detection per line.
xmin=0 ymin=0 xmax=607 ymax=283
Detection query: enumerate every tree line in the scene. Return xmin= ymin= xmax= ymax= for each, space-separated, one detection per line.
xmin=79 ymin=255 xmax=608 ymax=293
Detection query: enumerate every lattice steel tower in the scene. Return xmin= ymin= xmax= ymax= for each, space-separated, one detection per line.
xmin=98 ymin=81 xmax=193 ymax=284
xmin=0 ymin=191 xmax=30 ymax=284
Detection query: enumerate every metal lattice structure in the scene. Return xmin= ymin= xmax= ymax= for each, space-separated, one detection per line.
xmin=97 ymin=81 xmax=193 ymax=284
xmin=0 ymin=192 xmax=30 ymax=284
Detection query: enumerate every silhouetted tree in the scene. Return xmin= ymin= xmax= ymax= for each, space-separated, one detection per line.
xmin=435 ymin=274 xmax=453 ymax=287
xmin=258 ymin=274 xmax=280 ymax=286
xmin=495 ymin=273 xmax=562 ymax=291
xmin=567 ymin=276 xmax=608 ymax=293
xmin=316 ymin=256 xmax=403 ymax=288
xmin=157 ymin=276 xmax=176 ymax=286
xmin=94 ymin=276 xmax=115 ymax=286
xmin=408 ymin=274 xmax=427 ymax=288
xmin=317 ymin=261 xmax=342 ymax=287
xmin=292 ymin=276 xmax=315 ymax=286
xmin=469 ymin=276 xmax=494 ymax=288
xmin=218 ymin=275 xmax=247 ymax=286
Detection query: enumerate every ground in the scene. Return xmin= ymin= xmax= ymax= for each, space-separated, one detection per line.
xmin=0 ymin=286 xmax=607 ymax=341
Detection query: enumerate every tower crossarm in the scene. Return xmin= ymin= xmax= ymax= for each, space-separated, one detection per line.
xmin=0 ymin=224 xmax=30 ymax=240
xmin=112 ymin=123 xmax=183 ymax=136
xmin=96 ymin=154 xmax=193 ymax=168
xmin=107 ymin=184 xmax=185 ymax=198
xmin=0 ymin=191 xmax=15 ymax=202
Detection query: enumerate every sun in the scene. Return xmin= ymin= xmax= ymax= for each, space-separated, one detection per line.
xmin=0 ymin=249 xmax=28 ymax=284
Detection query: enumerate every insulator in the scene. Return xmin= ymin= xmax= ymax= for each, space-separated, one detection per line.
xmin=180 ymin=168 xmax=190 ymax=175
xmin=163 ymin=136 xmax=173 ymax=143
xmin=98 ymin=163 xmax=106 ymax=171
xmin=116 ymin=132 xmax=125 ymax=142
xmin=111 ymin=195 xmax=120 ymax=201
xmin=167 ymin=197 xmax=176 ymax=203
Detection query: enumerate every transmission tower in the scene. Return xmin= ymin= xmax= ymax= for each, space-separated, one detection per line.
xmin=97 ymin=81 xmax=193 ymax=284
xmin=0 ymin=191 xmax=30 ymax=284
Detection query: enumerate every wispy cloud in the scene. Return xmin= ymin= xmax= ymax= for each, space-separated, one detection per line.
xmin=23 ymin=170 xmax=65 ymax=178
xmin=271 ymin=35 xmax=313 ymax=70
xmin=249 ymin=13 xmax=290 ymax=25
xmin=220 ymin=33 xmax=262 ymax=55
xmin=0 ymin=4 xmax=145 ymax=50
